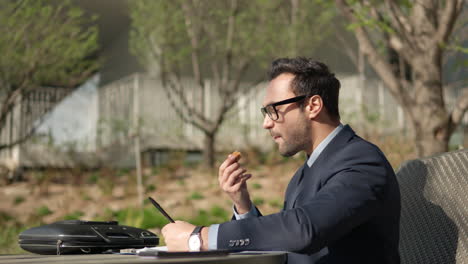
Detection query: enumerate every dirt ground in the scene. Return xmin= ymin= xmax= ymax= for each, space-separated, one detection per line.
xmin=0 ymin=158 xmax=303 ymax=227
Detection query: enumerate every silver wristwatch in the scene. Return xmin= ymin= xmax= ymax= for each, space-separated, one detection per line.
xmin=188 ymin=226 xmax=204 ymax=251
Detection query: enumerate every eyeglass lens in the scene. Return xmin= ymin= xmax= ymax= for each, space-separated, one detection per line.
xmin=262 ymin=105 xmax=278 ymax=120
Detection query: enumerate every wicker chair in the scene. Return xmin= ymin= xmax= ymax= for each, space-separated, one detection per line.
xmin=396 ymin=148 xmax=468 ymax=264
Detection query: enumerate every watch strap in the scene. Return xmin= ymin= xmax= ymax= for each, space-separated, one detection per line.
xmin=191 ymin=226 xmax=204 ymax=236
xmin=188 ymin=226 xmax=204 ymax=251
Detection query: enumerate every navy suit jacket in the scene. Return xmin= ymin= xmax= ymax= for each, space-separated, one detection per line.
xmin=217 ymin=125 xmax=400 ymax=264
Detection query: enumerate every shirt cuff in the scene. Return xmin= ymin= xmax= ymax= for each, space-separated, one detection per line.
xmin=233 ymin=201 xmax=259 ymax=220
xmin=208 ymin=224 xmax=219 ymax=250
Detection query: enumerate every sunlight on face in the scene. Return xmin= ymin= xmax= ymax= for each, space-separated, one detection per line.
xmin=263 ymin=73 xmax=310 ymax=157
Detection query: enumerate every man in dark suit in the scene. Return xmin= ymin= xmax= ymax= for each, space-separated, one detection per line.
xmin=162 ymin=57 xmax=401 ymax=264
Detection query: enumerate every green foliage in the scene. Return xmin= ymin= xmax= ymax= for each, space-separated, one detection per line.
xmin=146 ymin=184 xmax=157 ymax=192
xmin=252 ymin=183 xmax=262 ymax=190
xmin=0 ymin=211 xmax=13 ymax=224
xmin=13 ymin=196 xmax=25 ymax=205
xmin=185 ymin=206 xmax=230 ymax=226
xmin=193 ymin=206 xmax=229 ymax=225
xmin=82 ymin=194 xmax=92 ymax=201
xmin=361 ymin=105 xmax=381 ymax=125
xmin=97 ymin=177 xmax=114 ymax=196
xmin=64 ymin=211 xmax=84 ymax=220
xmin=187 ymin=209 xmax=210 ymax=226
xmin=253 ymin=197 xmax=265 ymax=206
xmin=188 ymin=191 xmax=204 ymax=200
xmin=115 ymin=208 xmax=143 ymax=228
xmin=93 ymin=207 xmax=115 ymax=222
xmin=117 ymin=168 xmax=131 ymax=177
xmin=114 ymin=207 xmax=170 ymax=229
xmin=129 ymin=0 xmax=336 ymax=167
xmin=448 ymin=45 xmax=468 ymax=54
xmin=0 ymin=0 xmax=100 ymax=89
xmin=140 ymin=208 xmax=170 ymax=229
xmin=96 ymin=169 xmax=116 ymax=196
xmin=0 ymin=224 xmax=27 ymax=254
xmin=103 ymin=205 xmax=230 ymax=231
xmin=344 ymin=0 xmax=466 ymax=75
xmin=151 ymin=167 xmax=160 ymax=175
xmin=346 ymin=3 xmax=395 ymax=34
xmin=87 ymin=172 xmax=99 ymax=184
xmin=130 ymin=0 xmax=335 ymax=69
xmin=36 ymin=205 xmax=53 ymax=217
xmin=0 ymin=0 xmax=100 ymax=151
xmin=177 ymin=179 xmax=186 ymax=186
xmin=268 ymin=199 xmax=282 ymax=209
xmin=209 ymin=205 xmax=229 ymax=221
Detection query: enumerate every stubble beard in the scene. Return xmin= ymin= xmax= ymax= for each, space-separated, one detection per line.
xmin=278 ymin=114 xmax=310 ymax=157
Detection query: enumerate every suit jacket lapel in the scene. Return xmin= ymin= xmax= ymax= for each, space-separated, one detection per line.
xmin=286 ymin=125 xmax=357 ymax=209
xmin=290 ymin=164 xmax=312 ymax=209
xmin=284 ymin=162 xmax=306 ymax=210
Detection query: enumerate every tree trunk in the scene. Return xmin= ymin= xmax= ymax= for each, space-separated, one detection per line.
xmin=203 ymin=132 xmax=216 ymax=168
xmin=335 ymin=0 xmax=466 ymax=159
xmin=412 ymin=124 xmax=449 ymax=158
xmin=408 ymin=56 xmax=450 ymax=157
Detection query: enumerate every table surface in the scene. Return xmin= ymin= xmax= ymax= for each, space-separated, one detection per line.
xmin=0 ymin=252 xmax=287 ymax=264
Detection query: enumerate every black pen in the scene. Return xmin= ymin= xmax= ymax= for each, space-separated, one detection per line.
xmin=148 ymin=196 xmax=175 ymax=223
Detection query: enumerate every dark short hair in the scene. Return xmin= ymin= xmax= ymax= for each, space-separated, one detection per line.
xmin=268 ymin=57 xmax=341 ymax=120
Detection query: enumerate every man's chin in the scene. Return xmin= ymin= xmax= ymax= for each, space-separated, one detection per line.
xmin=278 ymin=147 xmax=298 ymax=157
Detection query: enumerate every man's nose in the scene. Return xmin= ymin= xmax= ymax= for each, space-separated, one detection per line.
xmin=262 ymin=114 xmax=274 ymax=129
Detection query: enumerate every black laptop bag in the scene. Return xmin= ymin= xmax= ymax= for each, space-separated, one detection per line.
xmin=18 ymin=220 xmax=159 ymax=255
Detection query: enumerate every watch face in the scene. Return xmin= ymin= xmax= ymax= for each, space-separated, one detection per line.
xmin=188 ymin=235 xmax=201 ymax=251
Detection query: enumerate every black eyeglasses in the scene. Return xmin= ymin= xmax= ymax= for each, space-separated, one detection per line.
xmin=261 ymin=95 xmax=307 ymax=121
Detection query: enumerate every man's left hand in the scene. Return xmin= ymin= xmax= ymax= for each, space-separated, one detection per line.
xmin=161 ymin=221 xmax=196 ymax=251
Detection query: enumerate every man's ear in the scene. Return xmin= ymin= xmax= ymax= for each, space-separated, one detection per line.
xmin=306 ymin=95 xmax=323 ymax=119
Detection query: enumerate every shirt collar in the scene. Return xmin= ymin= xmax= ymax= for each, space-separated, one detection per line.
xmin=306 ymin=124 xmax=344 ymax=168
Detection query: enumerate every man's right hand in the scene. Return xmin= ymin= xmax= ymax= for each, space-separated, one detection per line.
xmin=218 ymin=153 xmax=252 ymax=214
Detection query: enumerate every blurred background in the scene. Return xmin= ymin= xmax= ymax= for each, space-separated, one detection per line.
xmin=0 ymin=0 xmax=466 ymax=253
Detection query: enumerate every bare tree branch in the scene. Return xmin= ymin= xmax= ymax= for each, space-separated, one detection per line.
xmin=333 ymin=32 xmax=359 ymax=68
xmin=210 ymin=62 xmax=221 ymax=89
xmin=130 ymin=0 xmax=337 ymax=166
xmin=200 ymin=17 xmax=221 ymax=96
xmin=167 ymin=72 xmax=210 ymax=127
xmin=0 ymin=119 xmax=39 ymax=151
xmin=384 ymin=0 xmax=413 ymax=33
xmin=383 ymin=0 xmax=418 ymax=55
xmin=221 ymin=0 xmax=238 ymax=91
xmin=0 ymin=92 xmax=58 ymax=151
xmin=0 ymin=86 xmax=26 ymax=129
xmin=213 ymin=60 xmax=251 ymax=132
xmin=0 ymin=0 xmax=99 ymax=152
xmin=335 ymin=0 xmax=414 ymax=110
xmin=0 ymin=63 xmax=39 ymax=132
xmin=147 ymin=32 xmax=210 ymax=131
xmin=436 ymin=0 xmax=464 ymax=44
xmin=181 ymin=0 xmax=203 ymax=88
xmin=223 ymin=59 xmax=249 ymax=97
xmin=160 ymin=71 xmax=208 ymax=134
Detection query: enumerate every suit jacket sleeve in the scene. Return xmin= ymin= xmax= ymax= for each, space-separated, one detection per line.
xmin=230 ymin=205 xmax=263 ymax=221
xmin=217 ymin=144 xmax=392 ymax=254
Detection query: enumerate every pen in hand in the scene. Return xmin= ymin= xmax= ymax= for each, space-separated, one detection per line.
xmin=148 ymin=197 xmax=175 ymax=223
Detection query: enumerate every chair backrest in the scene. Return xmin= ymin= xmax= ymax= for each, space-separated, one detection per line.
xmin=396 ymin=149 xmax=468 ymax=264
